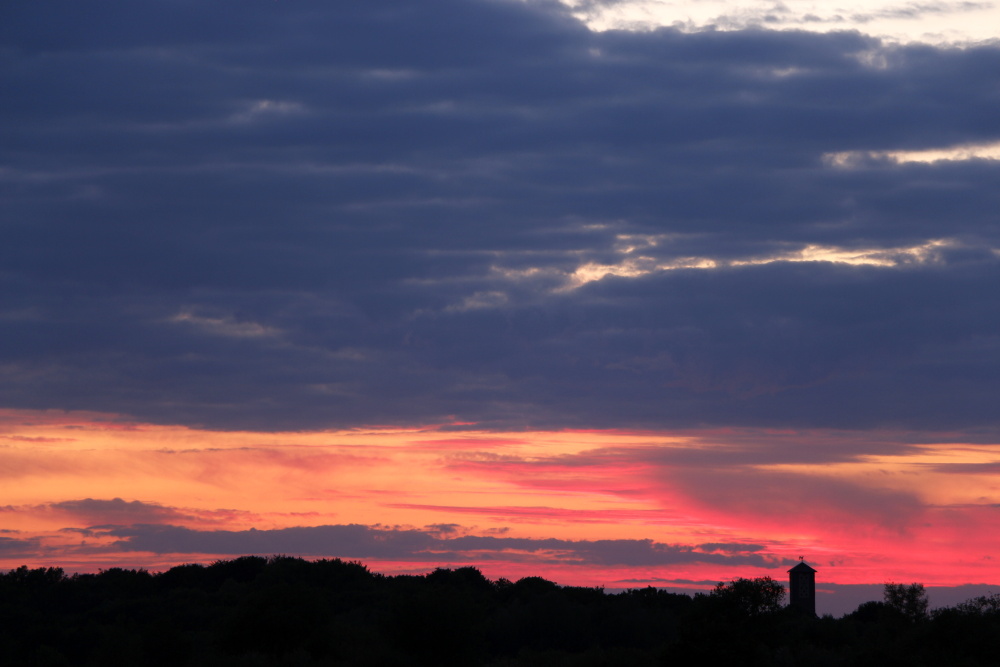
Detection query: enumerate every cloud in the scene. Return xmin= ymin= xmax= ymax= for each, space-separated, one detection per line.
xmin=0 ymin=435 xmax=74 ymax=443
xmin=98 ymin=522 xmax=779 ymax=568
xmin=2 ymin=498 xmax=259 ymax=530
xmin=699 ymin=542 xmax=767 ymax=553
xmin=663 ymin=468 xmax=925 ymax=532
xmin=387 ymin=503 xmax=683 ymax=524
xmin=430 ymin=436 xmax=931 ymax=537
xmin=0 ymin=535 xmax=41 ymax=556
xmin=1 ymin=0 xmax=999 ymax=435
xmin=567 ymin=0 xmax=1000 ymax=40
xmin=49 ymin=498 xmax=190 ymax=525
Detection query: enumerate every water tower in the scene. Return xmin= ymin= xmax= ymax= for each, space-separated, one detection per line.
xmin=788 ymin=559 xmax=817 ymax=615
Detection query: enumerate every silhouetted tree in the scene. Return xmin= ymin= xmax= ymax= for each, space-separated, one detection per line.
xmin=511 ymin=576 xmax=560 ymax=598
xmin=9 ymin=557 xmax=1000 ymax=666
xmin=709 ymin=576 xmax=787 ymax=617
xmin=951 ymin=591 xmax=1000 ymax=616
xmin=426 ymin=566 xmax=494 ymax=594
xmin=883 ymin=582 xmax=928 ymax=622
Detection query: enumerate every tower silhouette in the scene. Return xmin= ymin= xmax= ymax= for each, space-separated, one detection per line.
xmin=788 ymin=560 xmax=817 ymax=615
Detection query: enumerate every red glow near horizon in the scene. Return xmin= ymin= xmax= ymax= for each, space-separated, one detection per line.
xmin=2 ymin=409 xmax=1000 ymax=596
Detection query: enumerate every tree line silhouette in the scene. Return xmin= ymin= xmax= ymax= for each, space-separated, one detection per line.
xmin=2 ymin=556 xmax=999 ymax=666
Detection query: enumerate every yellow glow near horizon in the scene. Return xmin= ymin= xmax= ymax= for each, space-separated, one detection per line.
xmin=3 ymin=411 xmax=1000 ymax=587
xmin=0 ymin=414 xmax=691 ymax=538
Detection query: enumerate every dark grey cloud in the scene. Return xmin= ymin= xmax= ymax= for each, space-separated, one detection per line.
xmin=0 ymin=535 xmax=41 ymax=557
xmin=96 ymin=522 xmax=775 ymax=568
xmin=2 ymin=0 xmax=999 ymax=433
xmin=105 ymin=524 xmax=437 ymax=559
xmin=48 ymin=498 xmax=195 ymax=525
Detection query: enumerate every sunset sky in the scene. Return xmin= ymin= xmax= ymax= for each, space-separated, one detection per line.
xmin=3 ymin=0 xmax=1000 ymax=616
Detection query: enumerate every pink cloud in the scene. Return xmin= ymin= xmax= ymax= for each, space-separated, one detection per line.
xmin=658 ymin=468 xmax=924 ymax=533
xmin=386 ymin=503 xmax=686 ymax=524
xmin=405 ymin=438 xmax=529 ymax=450
xmin=0 ymin=435 xmax=75 ymax=443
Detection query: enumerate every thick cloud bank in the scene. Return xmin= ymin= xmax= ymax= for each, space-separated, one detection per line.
xmin=90 ymin=521 xmax=778 ymax=569
xmin=3 ymin=0 xmax=999 ymax=432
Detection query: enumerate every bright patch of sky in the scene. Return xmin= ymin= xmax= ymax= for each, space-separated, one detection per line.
xmin=556 ymin=238 xmax=959 ymax=291
xmin=826 ymin=140 xmax=1000 ymax=166
xmin=169 ymin=312 xmax=281 ymax=339
xmin=559 ymin=0 xmax=1000 ymax=44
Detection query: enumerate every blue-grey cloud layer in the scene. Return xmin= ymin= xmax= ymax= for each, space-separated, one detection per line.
xmin=3 ymin=0 xmax=999 ymax=432
xmin=95 ymin=522 xmax=776 ymax=568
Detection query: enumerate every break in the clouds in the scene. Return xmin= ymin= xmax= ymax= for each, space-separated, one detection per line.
xmin=3 ymin=0 xmax=1000 ymax=435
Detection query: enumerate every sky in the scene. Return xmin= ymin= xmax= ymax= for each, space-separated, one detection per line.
xmin=2 ymin=0 xmax=1000 ymax=616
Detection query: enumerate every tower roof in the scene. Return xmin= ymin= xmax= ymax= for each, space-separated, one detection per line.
xmin=788 ymin=561 xmax=817 ymax=573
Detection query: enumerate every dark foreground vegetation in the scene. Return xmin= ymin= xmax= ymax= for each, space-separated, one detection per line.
xmin=3 ymin=557 xmax=1000 ymax=666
